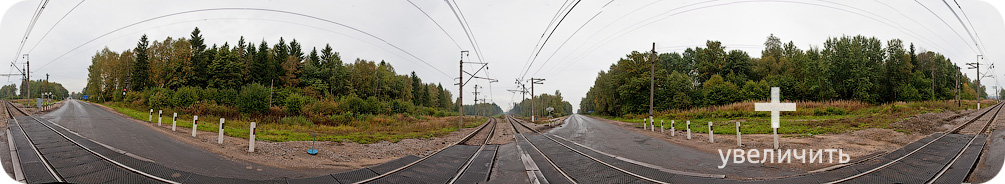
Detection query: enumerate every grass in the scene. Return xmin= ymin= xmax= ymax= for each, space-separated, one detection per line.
xmin=102 ymin=102 xmax=488 ymax=144
xmin=599 ymin=99 xmax=997 ymax=135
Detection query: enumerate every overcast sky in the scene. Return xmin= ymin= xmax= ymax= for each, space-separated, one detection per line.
xmin=0 ymin=0 xmax=1003 ymax=112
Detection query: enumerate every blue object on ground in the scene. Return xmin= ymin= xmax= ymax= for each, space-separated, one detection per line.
xmin=307 ymin=149 xmax=318 ymax=155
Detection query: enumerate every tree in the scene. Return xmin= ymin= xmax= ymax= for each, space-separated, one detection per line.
xmin=130 ymin=35 xmax=150 ymax=91
xmin=189 ymin=27 xmax=208 ymax=87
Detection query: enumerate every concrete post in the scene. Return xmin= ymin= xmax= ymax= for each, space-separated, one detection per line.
xmin=157 ymin=110 xmax=163 ymax=126
xmin=650 ymin=117 xmax=655 ymax=131
xmin=148 ymin=109 xmax=153 ymax=122
xmin=218 ymin=118 xmax=225 ymax=144
xmin=686 ymin=120 xmax=691 ymax=140
xmin=192 ymin=116 xmax=198 ymax=137
xmin=671 ymin=120 xmax=675 ymax=136
xmin=708 ymin=122 xmax=714 ymax=143
xmin=736 ymin=122 xmax=742 ymax=146
xmin=172 ymin=113 xmax=177 ymax=131
xmin=660 ymin=120 xmax=664 ymax=133
xmin=249 ymin=122 xmax=256 ymax=152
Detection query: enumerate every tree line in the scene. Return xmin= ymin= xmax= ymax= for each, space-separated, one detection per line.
xmin=84 ymin=27 xmax=458 ymax=125
xmin=579 ymin=34 xmax=984 ymax=116
xmin=0 ymin=79 xmax=69 ymax=100
xmin=510 ymin=90 xmax=574 ymax=118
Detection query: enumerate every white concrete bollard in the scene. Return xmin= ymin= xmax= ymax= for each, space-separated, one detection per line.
xmin=686 ymin=120 xmax=691 ymax=140
xmin=708 ymin=122 xmax=714 ymax=143
xmin=158 ymin=110 xmax=163 ymax=126
xmin=671 ymin=120 xmax=675 ymax=136
xmin=148 ymin=109 xmax=153 ymax=122
xmin=172 ymin=113 xmax=177 ymax=131
xmin=218 ymin=118 xmax=225 ymax=144
xmin=192 ymin=116 xmax=198 ymax=137
xmin=660 ymin=120 xmax=664 ymax=133
xmin=736 ymin=122 xmax=742 ymax=146
xmin=249 ymin=122 xmax=256 ymax=152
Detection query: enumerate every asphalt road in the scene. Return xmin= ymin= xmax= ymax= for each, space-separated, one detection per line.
xmin=547 ymin=114 xmax=804 ymax=178
xmin=39 ymin=99 xmax=308 ymax=179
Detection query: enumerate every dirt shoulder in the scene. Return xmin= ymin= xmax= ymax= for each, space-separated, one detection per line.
xmin=585 ymin=109 xmax=977 ymax=171
xmin=88 ymin=102 xmax=485 ymax=175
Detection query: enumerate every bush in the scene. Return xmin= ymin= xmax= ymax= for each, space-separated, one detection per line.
xmin=390 ymin=99 xmax=414 ymax=114
xmin=172 ymin=87 xmax=201 ymax=107
xmin=218 ymin=88 xmax=239 ymax=106
xmin=124 ymin=91 xmax=146 ymax=107
xmin=238 ymin=83 xmax=270 ymax=113
xmin=285 ymin=93 xmax=314 ymax=115
xmin=280 ymin=116 xmax=314 ymax=127
xmin=146 ymin=88 xmax=173 ymax=109
xmin=338 ymin=94 xmax=365 ymax=114
xmin=813 ymin=107 xmax=848 ymax=116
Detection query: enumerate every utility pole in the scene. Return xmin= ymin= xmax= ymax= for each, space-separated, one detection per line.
xmin=45 ymin=73 xmax=48 ymax=106
xmin=508 ymin=82 xmax=529 ymax=118
xmin=529 ymin=78 xmax=545 ymax=122
xmin=472 ymin=84 xmax=481 ymax=117
xmin=968 ymin=55 xmax=982 ymax=109
xmin=24 ymin=54 xmax=29 ymax=101
xmin=455 ymin=51 xmax=495 ymax=129
xmin=956 ymin=65 xmax=961 ymax=107
xmin=458 ymin=51 xmax=467 ymax=129
xmin=650 ymin=42 xmax=656 ymax=129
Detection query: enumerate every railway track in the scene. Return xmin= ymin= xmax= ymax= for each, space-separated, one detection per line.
xmin=356 ymin=117 xmax=497 ymax=183
xmin=507 ymin=114 xmax=680 ymax=183
xmin=824 ymin=103 xmax=1003 ymax=184
xmin=4 ymin=100 xmax=177 ymax=183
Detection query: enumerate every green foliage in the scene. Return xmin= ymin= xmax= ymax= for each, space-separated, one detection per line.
xmin=280 ymin=116 xmax=314 ymax=127
xmin=146 ymin=88 xmax=172 ymax=109
xmin=238 ymin=83 xmax=269 ymax=113
xmin=580 ymin=34 xmax=985 ymax=116
xmin=172 ymin=87 xmax=201 ymax=107
xmin=284 ymin=93 xmax=314 ymax=114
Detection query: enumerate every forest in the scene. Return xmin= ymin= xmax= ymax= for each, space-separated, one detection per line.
xmin=579 ymin=34 xmax=986 ymax=116
xmin=0 ymin=79 xmax=69 ymax=100
xmin=508 ymin=90 xmax=574 ymax=118
xmin=84 ymin=27 xmax=463 ymax=126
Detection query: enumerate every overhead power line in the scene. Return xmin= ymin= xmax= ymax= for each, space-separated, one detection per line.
xmin=34 ymin=7 xmax=452 ymax=79
xmin=530 ymin=0 xmax=615 ymax=78
xmin=28 ymin=0 xmax=85 ymax=54
xmin=407 ymin=0 xmax=462 ymax=50
xmin=519 ymin=0 xmax=582 ymax=80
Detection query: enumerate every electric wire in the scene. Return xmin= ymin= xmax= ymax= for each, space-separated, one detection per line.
xmin=530 ymin=0 xmax=615 ymax=78
xmin=518 ymin=0 xmax=573 ymax=81
xmin=28 ymin=0 xmax=85 ymax=54
xmin=34 ymin=7 xmax=453 ymax=79
xmin=519 ymin=0 xmax=582 ymax=80
xmin=407 ymin=0 xmax=463 ymax=50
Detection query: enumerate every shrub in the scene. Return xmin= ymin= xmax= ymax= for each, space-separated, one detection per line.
xmin=146 ymin=88 xmax=173 ymax=109
xmin=390 ymin=99 xmax=414 ymax=114
xmin=124 ymin=91 xmax=146 ymax=107
xmin=285 ymin=93 xmax=314 ymax=115
xmin=338 ymin=94 xmax=364 ymax=114
xmin=238 ymin=83 xmax=270 ymax=113
xmin=172 ymin=87 xmax=201 ymax=107
xmin=280 ymin=116 xmax=314 ymax=127
xmin=218 ymin=88 xmax=239 ymax=106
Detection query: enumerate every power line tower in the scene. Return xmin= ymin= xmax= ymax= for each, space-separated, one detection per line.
xmin=529 ymin=78 xmax=545 ymax=122
xmin=456 ymin=50 xmax=497 ymax=129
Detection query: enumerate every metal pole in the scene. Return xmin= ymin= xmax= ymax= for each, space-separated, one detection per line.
xmin=650 ymin=42 xmax=655 ymax=134
xmin=458 ymin=51 xmax=467 ymax=129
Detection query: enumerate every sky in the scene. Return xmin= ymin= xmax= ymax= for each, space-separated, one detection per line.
xmin=0 ymin=0 xmax=1003 ymax=113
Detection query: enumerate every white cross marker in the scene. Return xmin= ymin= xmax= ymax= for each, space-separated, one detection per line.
xmin=755 ymin=87 xmax=797 ymax=129
xmin=755 ymin=87 xmax=796 ymax=149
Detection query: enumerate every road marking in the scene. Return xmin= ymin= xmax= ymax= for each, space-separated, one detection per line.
xmin=514 ymin=134 xmax=548 ymax=184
